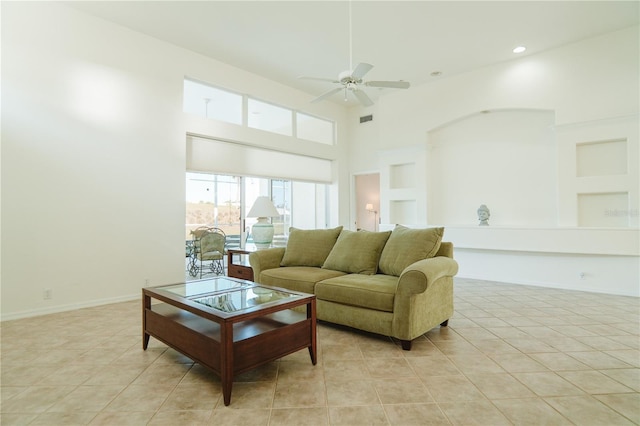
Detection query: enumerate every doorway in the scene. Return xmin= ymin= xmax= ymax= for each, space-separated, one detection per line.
xmin=355 ymin=173 xmax=380 ymax=231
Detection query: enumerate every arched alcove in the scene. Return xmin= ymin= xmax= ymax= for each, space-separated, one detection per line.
xmin=426 ymin=109 xmax=557 ymax=227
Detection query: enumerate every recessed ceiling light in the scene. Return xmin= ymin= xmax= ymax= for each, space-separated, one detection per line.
xmin=513 ymin=46 xmax=526 ymax=54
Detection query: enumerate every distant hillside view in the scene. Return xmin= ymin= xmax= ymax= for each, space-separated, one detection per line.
xmin=186 ymin=202 xmax=241 ymax=239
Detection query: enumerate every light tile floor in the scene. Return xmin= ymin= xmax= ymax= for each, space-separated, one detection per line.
xmin=1 ymin=278 xmax=638 ymax=425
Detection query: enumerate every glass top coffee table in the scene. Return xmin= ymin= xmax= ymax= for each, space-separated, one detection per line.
xmin=142 ymin=277 xmax=316 ymax=406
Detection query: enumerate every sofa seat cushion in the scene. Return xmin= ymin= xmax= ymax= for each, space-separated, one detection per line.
xmin=260 ymin=267 xmax=346 ymax=294
xmin=315 ymin=274 xmax=398 ymax=313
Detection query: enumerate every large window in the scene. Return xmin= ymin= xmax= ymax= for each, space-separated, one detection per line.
xmin=271 ymin=180 xmax=292 ymax=244
xmin=186 ymin=172 xmax=327 ymax=249
xmin=184 ymin=78 xmax=335 ymax=145
xmin=296 ymin=112 xmax=334 ymax=145
xmin=185 ymin=173 xmax=242 ymax=245
xmin=248 ymin=99 xmax=292 ymax=136
xmin=183 ymin=79 xmax=242 ymax=125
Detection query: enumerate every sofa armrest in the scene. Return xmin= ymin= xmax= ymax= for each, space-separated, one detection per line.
xmin=392 ymin=255 xmax=459 ymax=341
xmin=248 ymin=248 xmax=286 ymax=283
xmin=436 ymin=242 xmax=454 ymax=258
xmin=397 ymin=256 xmax=459 ymax=296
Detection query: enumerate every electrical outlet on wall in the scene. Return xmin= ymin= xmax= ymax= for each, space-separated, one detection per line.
xmin=43 ymin=289 xmax=52 ymax=299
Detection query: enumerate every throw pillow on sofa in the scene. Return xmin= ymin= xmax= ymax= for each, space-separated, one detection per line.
xmin=378 ymin=225 xmax=444 ymax=276
xmin=280 ymin=226 xmax=343 ymax=267
xmin=322 ymin=229 xmax=391 ymax=275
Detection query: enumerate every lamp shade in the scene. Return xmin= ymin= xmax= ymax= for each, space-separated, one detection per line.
xmin=365 ymin=203 xmax=373 ymax=211
xmin=247 ymin=196 xmax=280 ymax=218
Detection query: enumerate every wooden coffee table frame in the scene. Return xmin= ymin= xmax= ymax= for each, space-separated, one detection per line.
xmin=142 ymin=278 xmax=316 ymax=406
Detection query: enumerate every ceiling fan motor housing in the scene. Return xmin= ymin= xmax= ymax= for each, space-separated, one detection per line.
xmin=339 ymin=70 xmax=362 ymax=86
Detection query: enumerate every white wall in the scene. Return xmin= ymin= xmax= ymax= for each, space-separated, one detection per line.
xmin=427 ymin=109 xmax=558 ymax=227
xmin=352 ymin=26 xmax=639 ymax=296
xmin=454 ymin=248 xmax=639 ymax=297
xmin=1 ymin=2 xmax=348 ymax=320
xmin=370 ymin=26 xmax=639 ymax=147
xmin=446 ymin=226 xmax=639 ymax=297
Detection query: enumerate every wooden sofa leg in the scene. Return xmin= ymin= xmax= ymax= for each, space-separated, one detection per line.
xmin=400 ymin=340 xmax=412 ymax=351
xmin=440 ymin=319 xmax=449 ymax=327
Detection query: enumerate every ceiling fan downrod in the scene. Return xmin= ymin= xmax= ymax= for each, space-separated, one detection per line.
xmin=348 ymin=0 xmax=353 ymax=72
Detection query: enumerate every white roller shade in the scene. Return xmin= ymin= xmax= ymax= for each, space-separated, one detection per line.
xmin=186 ymin=136 xmax=332 ymax=183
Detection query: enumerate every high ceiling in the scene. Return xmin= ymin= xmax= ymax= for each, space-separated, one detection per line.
xmin=66 ymin=1 xmax=639 ymax=106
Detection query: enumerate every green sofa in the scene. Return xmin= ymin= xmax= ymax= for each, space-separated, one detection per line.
xmin=249 ymin=225 xmax=459 ymax=350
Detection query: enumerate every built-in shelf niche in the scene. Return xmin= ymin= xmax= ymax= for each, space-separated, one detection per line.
xmin=379 ymin=145 xmax=426 ymax=229
xmin=389 ymin=200 xmax=417 ymax=225
xmin=576 ymin=139 xmax=627 ymax=177
xmin=578 ymin=192 xmax=629 ymax=227
xmin=389 ymin=163 xmax=416 ymax=189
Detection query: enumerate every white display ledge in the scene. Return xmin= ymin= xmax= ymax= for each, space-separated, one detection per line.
xmin=445 ymin=226 xmax=639 ymax=256
xmin=381 ymin=225 xmax=639 ymax=256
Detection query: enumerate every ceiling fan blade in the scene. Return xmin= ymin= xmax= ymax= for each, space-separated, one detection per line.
xmin=352 ymin=89 xmax=374 ymax=107
xmin=310 ymin=87 xmax=342 ymax=103
xmin=365 ymin=80 xmax=411 ymax=89
xmin=298 ymin=76 xmax=339 ymax=83
xmin=351 ymin=62 xmax=373 ymax=80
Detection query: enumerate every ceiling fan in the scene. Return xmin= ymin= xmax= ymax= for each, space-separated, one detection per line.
xmin=298 ymin=2 xmax=410 ymax=106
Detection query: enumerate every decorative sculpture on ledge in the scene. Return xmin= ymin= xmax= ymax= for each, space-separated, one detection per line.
xmin=477 ymin=204 xmax=490 ymax=226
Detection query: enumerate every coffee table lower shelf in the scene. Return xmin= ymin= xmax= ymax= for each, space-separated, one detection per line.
xmin=143 ymin=299 xmax=316 ymax=405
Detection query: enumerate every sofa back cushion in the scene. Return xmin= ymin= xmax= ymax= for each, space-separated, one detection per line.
xmin=322 ymin=230 xmax=391 ymax=275
xmin=378 ymin=225 xmax=444 ymax=276
xmin=280 ymin=226 xmax=343 ymax=267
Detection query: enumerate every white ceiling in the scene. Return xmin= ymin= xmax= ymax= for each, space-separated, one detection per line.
xmin=66 ymin=1 xmax=639 ymax=106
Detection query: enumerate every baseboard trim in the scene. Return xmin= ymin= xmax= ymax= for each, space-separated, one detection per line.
xmin=455 ymin=273 xmax=639 ymax=297
xmin=1 ymin=294 xmax=140 ymax=322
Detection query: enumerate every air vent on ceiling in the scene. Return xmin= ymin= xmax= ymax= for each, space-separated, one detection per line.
xmin=359 ymin=114 xmax=373 ymax=124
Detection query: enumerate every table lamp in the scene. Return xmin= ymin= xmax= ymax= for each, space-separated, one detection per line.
xmin=247 ymin=196 xmax=280 ymax=249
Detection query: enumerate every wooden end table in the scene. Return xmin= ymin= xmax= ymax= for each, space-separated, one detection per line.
xmin=142 ymin=277 xmax=316 ymax=406
xmin=227 ymin=248 xmax=254 ymax=281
